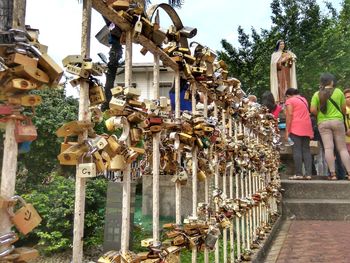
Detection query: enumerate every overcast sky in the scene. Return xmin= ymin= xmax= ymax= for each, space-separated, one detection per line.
xmin=25 ymin=0 xmax=342 ymax=96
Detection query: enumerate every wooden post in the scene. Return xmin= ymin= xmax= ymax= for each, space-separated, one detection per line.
xmin=191 ymin=83 xmax=198 ymax=262
xmin=0 ymin=0 xmax=26 ymax=238
xmin=203 ymin=90 xmax=209 ymax=263
xmin=213 ymin=103 xmax=219 ymax=263
xmin=72 ymin=1 xmax=91 ymax=262
xmin=174 ymin=71 xmax=181 ymax=225
xmin=228 ymin=116 xmax=235 ymax=262
xmin=222 ymin=110 xmax=227 ymax=263
xmin=235 ymin=121 xmax=241 ymax=260
xmin=120 ymin=30 xmax=133 ymax=253
xmin=152 ymin=54 xmax=160 ymax=242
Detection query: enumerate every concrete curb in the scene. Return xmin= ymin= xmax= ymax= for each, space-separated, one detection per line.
xmin=252 ymin=215 xmax=283 ymax=263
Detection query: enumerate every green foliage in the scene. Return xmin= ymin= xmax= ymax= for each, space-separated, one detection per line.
xmin=219 ymin=0 xmax=350 ymax=101
xmin=21 ymin=173 xmax=107 ymax=254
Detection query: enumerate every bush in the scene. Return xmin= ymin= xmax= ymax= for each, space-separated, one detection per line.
xmin=21 ymin=173 xmax=107 ymax=254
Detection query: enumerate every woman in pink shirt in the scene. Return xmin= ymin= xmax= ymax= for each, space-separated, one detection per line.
xmin=285 ymin=88 xmax=314 ymax=179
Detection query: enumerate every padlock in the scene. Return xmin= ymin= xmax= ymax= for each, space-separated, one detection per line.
xmin=197 ymin=170 xmax=206 ymax=182
xmin=109 ymin=97 xmax=126 ymax=111
xmin=90 ymin=136 xmax=108 ymax=150
xmin=89 ymin=84 xmax=106 ymax=106
xmin=5 ymin=52 xmax=38 ymax=68
xmin=62 ymin=55 xmax=84 ymax=67
xmin=205 ymin=227 xmax=220 ymax=250
xmin=130 ymin=128 xmax=142 ymax=142
xmin=78 ymin=154 xmax=97 ymax=178
xmin=10 ymin=65 xmax=49 ymax=85
xmin=38 ymin=52 xmax=64 ymax=85
xmin=65 ymin=64 xmax=89 ymax=78
xmin=57 ymin=143 xmax=88 ymax=165
xmin=14 ymin=118 xmax=37 ymax=143
xmin=150 ymin=125 xmax=162 ymax=133
xmin=110 ymin=154 xmax=126 ymax=171
xmin=108 ymin=0 xmax=130 ymax=11
xmin=127 ymin=112 xmax=145 ymax=123
xmin=12 ymin=247 xmax=39 ymax=262
xmin=93 ymin=151 xmax=106 ymax=173
xmin=111 ymin=86 xmax=124 ymax=96
xmin=8 ymin=94 xmax=42 ymax=107
xmin=56 ymin=120 xmax=93 ymax=137
xmin=98 ymin=250 xmax=120 ymax=263
xmin=4 ymin=78 xmax=37 ymax=93
xmin=149 ymin=117 xmax=162 ymax=125
xmin=128 ymin=99 xmax=145 ymax=109
xmin=124 ymin=87 xmax=141 ymax=98
xmin=173 ymin=234 xmax=186 ymax=246
xmin=8 ymin=195 xmax=42 ymax=235
xmin=104 ymin=135 xmax=123 ymax=157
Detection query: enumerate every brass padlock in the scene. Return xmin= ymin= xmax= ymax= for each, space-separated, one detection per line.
xmin=104 ymin=135 xmax=123 ymax=157
xmin=89 ymin=84 xmax=106 ymax=106
xmin=8 ymin=195 xmax=42 ymax=235
xmin=93 ymin=151 xmax=106 ymax=173
xmin=56 ymin=120 xmax=93 ymax=137
xmin=109 ymin=97 xmax=127 ymax=111
xmin=57 ymin=143 xmax=88 ymax=165
xmin=8 ymin=94 xmax=42 ymax=107
xmin=197 ymin=170 xmax=206 ymax=182
xmin=110 ymin=154 xmax=126 ymax=171
xmin=127 ymin=112 xmax=145 ymax=123
xmin=124 ymin=87 xmax=141 ymax=98
xmin=12 ymin=247 xmax=40 ymax=262
xmin=130 ymin=128 xmax=142 ymax=142
xmin=4 ymin=78 xmax=37 ymax=93
xmin=38 ymin=52 xmax=64 ymax=85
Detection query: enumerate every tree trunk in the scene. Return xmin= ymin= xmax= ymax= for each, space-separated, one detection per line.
xmin=0 ymin=0 xmax=26 ymax=31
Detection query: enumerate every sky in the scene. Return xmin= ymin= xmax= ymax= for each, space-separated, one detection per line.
xmin=25 ymin=0 xmax=342 ymax=95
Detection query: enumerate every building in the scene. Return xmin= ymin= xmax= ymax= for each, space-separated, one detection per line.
xmin=115 ymin=62 xmax=175 ymax=99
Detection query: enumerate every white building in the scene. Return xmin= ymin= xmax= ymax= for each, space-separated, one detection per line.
xmin=115 ymin=62 xmax=175 ymax=99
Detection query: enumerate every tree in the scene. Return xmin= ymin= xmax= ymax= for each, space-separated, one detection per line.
xmin=218 ymin=0 xmax=350 ymax=101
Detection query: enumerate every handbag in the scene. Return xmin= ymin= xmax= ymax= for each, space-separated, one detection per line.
xmin=328 ymin=97 xmax=348 ymax=132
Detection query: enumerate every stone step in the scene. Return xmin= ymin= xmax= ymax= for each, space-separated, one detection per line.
xmin=281 ymin=179 xmax=350 ymax=199
xmin=282 ymin=199 xmax=350 ymax=220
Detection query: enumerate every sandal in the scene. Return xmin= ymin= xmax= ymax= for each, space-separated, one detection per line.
xmin=328 ymin=173 xmax=337 ymax=180
xmin=303 ymin=175 xmax=312 ymax=180
xmin=289 ymin=175 xmax=303 ymax=180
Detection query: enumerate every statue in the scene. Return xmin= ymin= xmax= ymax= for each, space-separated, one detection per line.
xmin=270 ymin=40 xmax=297 ymax=103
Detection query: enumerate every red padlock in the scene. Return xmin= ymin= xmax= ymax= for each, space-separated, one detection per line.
xmin=14 ymin=118 xmax=37 ymax=143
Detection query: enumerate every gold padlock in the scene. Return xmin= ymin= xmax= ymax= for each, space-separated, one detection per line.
xmin=127 ymin=112 xmax=145 ymax=123
xmin=89 ymin=84 xmax=106 ymax=106
xmin=8 ymin=195 xmax=42 ymax=235
xmin=38 ymin=53 xmax=64 ymax=85
xmin=4 ymin=78 xmax=37 ymax=93
xmin=110 ymin=154 xmax=126 ymax=171
xmin=8 ymin=94 xmax=42 ymax=107
xmin=109 ymin=97 xmax=126 ymax=111
xmin=57 ymin=143 xmax=88 ymax=165
xmin=10 ymin=64 xmax=49 ymax=85
xmin=56 ymin=120 xmax=93 ymax=137
xmin=5 ymin=52 xmax=38 ymax=68
xmin=197 ymin=170 xmax=206 ymax=182
xmin=130 ymin=128 xmax=142 ymax=142
xmin=93 ymin=151 xmax=106 ymax=173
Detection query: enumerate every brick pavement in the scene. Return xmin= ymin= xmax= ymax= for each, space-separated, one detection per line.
xmin=266 ymin=220 xmax=350 ymax=263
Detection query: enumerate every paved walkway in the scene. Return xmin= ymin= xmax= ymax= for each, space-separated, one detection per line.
xmin=266 ymin=220 xmax=350 ymax=263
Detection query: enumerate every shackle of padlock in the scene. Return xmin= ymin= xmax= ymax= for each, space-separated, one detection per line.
xmin=0 ymin=231 xmax=18 ymax=258
xmin=7 ymin=195 xmax=25 ymax=217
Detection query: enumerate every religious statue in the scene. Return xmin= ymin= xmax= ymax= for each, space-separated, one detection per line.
xmin=270 ymin=40 xmax=297 ymax=103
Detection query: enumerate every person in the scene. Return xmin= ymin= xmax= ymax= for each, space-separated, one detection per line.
xmin=284 ymin=88 xmax=314 ymax=180
xmin=270 ymin=40 xmax=297 ymax=103
xmin=344 ymin=88 xmax=350 ymax=153
xmin=169 ymin=77 xmax=192 ymax=111
xmin=261 ymin=90 xmax=282 ymax=119
xmin=310 ymin=73 xmax=350 ymax=180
